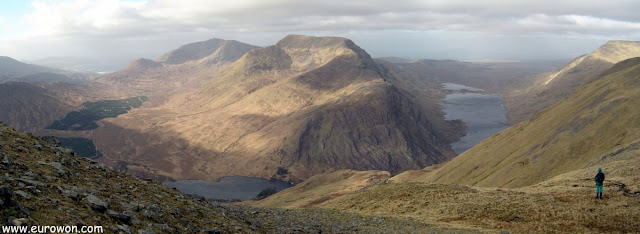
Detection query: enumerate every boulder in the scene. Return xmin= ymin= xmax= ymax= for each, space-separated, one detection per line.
xmin=84 ymin=194 xmax=108 ymax=212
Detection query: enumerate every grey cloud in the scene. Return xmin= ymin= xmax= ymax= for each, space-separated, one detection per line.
xmin=2 ymin=0 xmax=639 ymax=71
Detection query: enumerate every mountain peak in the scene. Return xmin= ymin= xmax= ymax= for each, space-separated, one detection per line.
xmin=271 ymin=35 xmax=374 ymax=72
xmin=276 ymin=35 xmax=350 ymax=49
xmin=156 ymin=38 xmax=258 ymax=65
xmin=590 ymin=40 xmax=640 ymax=64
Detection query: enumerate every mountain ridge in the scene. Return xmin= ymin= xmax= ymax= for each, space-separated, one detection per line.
xmin=504 ymin=40 xmax=640 ymax=123
xmin=92 ymin=35 xmax=460 ymax=182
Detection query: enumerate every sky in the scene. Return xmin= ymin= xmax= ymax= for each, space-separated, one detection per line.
xmin=1 ymin=0 xmax=639 ymax=71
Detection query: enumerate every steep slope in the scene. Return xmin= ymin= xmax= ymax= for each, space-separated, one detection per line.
xmin=505 ymin=41 xmax=640 ymax=123
xmin=157 ymin=38 xmax=259 ymax=65
xmin=94 ymin=35 xmax=459 ymax=182
xmin=424 ymin=57 xmax=640 ymax=188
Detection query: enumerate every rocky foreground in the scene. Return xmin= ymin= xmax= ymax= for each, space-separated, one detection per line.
xmin=0 ymin=122 xmax=474 ymax=233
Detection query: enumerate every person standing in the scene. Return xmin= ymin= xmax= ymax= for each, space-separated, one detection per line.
xmin=594 ymin=168 xmax=605 ymax=199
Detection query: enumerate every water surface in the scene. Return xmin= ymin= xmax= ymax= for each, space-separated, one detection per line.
xmin=442 ymin=83 xmax=509 ymax=154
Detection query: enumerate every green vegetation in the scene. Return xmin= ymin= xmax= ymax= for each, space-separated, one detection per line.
xmin=46 ymin=96 xmax=147 ymax=130
xmin=58 ymin=137 xmax=102 ymax=159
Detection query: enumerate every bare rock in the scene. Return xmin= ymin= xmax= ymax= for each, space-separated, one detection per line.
xmin=14 ymin=190 xmax=31 ymax=200
xmin=84 ymin=194 xmax=108 ymax=212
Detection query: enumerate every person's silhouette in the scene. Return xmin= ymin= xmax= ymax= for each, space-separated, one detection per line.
xmin=594 ymin=168 xmax=605 ymax=199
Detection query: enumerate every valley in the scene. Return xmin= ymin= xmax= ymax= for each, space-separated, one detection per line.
xmin=1 ymin=34 xmax=639 ymax=233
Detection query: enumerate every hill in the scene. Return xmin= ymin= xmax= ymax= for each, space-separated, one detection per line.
xmin=0 ymin=56 xmax=58 ymax=77
xmin=423 ymin=57 xmax=640 ymax=188
xmin=92 ymin=35 xmax=461 ymax=182
xmin=244 ymin=170 xmax=391 ymax=209
xmin=0 ymin=82 xmax=76 ymax=133
xmin=505 ymin=41 xmax=640 ymax=123
xmin=0 ymin=122 xmax=472 ymax=232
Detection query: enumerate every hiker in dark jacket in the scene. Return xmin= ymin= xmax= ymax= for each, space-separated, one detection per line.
xmin=594 ymin=168 xmax=605 ymax=199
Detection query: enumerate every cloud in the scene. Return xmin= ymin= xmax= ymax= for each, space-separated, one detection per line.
xmin=14 ymin=0 xmax=640 ymax=38
xmin=1 ymin=0 xmax=639 ymax=69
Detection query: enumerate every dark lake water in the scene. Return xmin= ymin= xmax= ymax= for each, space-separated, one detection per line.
xmin=163 ymin=176 xmax=293 ymax=201
xmin=442 ymin=83 xmax=509 ymax=154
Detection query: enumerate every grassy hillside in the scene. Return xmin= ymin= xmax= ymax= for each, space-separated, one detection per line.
xmin=245 ymin=170 xmax=391 ymax=209
xmin=251 ymin=146 xmax=640 ymax=233
xmin=250 ymin=148 xmax=640 ymax=233
xmin=423 ymin=57 xmax=640 ymax=188
xmin=505 ymin=41 xmax=640 ymax=123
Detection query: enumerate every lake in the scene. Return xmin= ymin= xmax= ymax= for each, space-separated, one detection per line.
xmin=163 ymin=176 xmax=293 ymax=201
xmin=441 ymin=83 xmax=509 ymax=154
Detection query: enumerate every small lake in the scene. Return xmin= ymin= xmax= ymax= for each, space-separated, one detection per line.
xmin=441 ymin=83 xmax=509 ymax=154
xmin=163 ymin=176 xmax=293 ymax=201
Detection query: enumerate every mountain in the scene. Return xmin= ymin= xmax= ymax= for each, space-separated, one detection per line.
xmin=422 ymin=57 xmax=640 ymax=188
xmin=0 ymin=56 xmax=58 ymax=77
xmin=504 ymin=41 xmax=640 ymax=123
xmin=0 ymin=56 xmax=99 ymax=84
xmin=92 ymin=39 xmax=259 ymax=96
xmin=157 ymin=38 xmax=260 ymax=65
xmin=376 ymin=57 xmax=412 ymax=64
xmin=0 ymin=122 xmax=468 ymax=232
xmin=397 ymin=59 xmax=565 ymax=93
xmin=92 ymin=35 xmax=461 ymax=182
xmin=249 ymin=59 xmax=640 ymax=231
xmin=0 ymin=82 xmax=77 ymax=132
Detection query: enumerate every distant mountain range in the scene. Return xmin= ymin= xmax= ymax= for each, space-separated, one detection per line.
xmin=0 ymin=56 xmax=99 ymax=85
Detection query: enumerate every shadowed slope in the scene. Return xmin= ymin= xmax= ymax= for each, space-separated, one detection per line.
xmin=0 ymin=82 xmax=76 ymax=132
